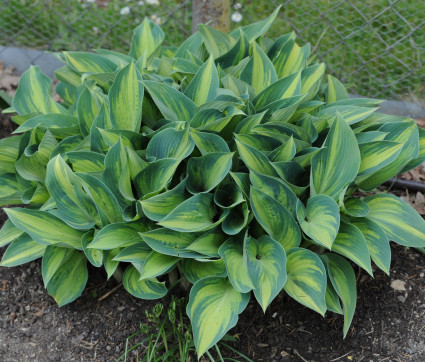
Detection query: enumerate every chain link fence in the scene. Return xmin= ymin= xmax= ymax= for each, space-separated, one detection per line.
xmin=1 ymin=0 xmax=424 ymax=102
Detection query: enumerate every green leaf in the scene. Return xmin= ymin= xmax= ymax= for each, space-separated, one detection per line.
xmin=146 ymin=128 xmax=194 ymax=161
xmin=13 ymin=66 xmax=67 ymax=115
xmin=181 ymin=259 xmax=227 ymax=284
xmin=14 ymin=114 xmax=80 ymax=139
xmin=310 ymin=113 xmax=360 ymax=200
xmin=356 ymin=141 xmax=403 ymax=178
xmin=46 ymin=251 xmax=88 ymax=307
xmin=250 ymin=187 xmax=301 ymax=250
xmin=216 ymin=29 xmax=249 ymax=68
xmin=76 ymin=85 xmax=101 ymax=136
xmin=253 ymin=72 xmax=301 ymax=110
xmin=42 ymin=246 xmax=74 ymax=288
xmin=123 ymin=265 xmax=167 ymax=300
xmin=190 ymin=129 xmax=230 ymax=155
xmin=296 ymin=195 xmax=340 ymax=249
xmin=63 ymin=51 xmax=117 ymax=74
xmin=364 ymin=193 xmax=425 ymax=247
xmin=300 ymin=63 xmax=326 ymax=101
xmin=214 ymin=183 xmax=245 ymax=209
xmin=67 ymin=151 xmax=105 ymax=174
xmin=245 ymin=235 xmax=287 ymax=312
xmin=235 ymin=138 xmax=277 ymax=177
xmin=113 ymin=243 xmax=152 ymax=263
xmin=129 ymin=18 xmax=164 ymax=59
xmin=185 ymin=56 xmax=219 ymax=106
xmin=76 ymin=173 xmax=124 ymax=226
xmin=284 ymin=248 xmax=327 ymax=316
xmin=222 ymin=202 xmax=249 ymax=235
xmin=232 ymin=5 xmax=281 ymax=42
xmin=321 ymin=254 xmax=357 ymax=338
xmin=89 ymin=222 xmax=147 ymax=250
xmin=46 ymin=155 xmax=98 ymax=230
xmin=249 ymin=171 xmax=297 ymax=217
xmin=0 ymin=234 xmax=45 ymax=267
xmin=81 ymin=230 xmax=103 ymax=267
xmin=240 ymin=42 xmax=278 ymax=94
xmin=218 ymin=237 xmax=254 ymax=293
xmin=104 ymin=248 xmax=121 ymax=280
xmin=341 ymin=198 xmax=369 ymax=218
xmin=140 ymin=228 xmax=201 ymax=258
xmin=0 ymin=219 xmax=24 ymax=248
xmin=5 ymin=208 xmax=83 ymax=249
xmin=185 ymin=228 xmax=226 ymax=258
xmin=140 ymin=179 xmax=188 ymax=222
xmin=198 ymin=24 xmax=237 ymax=59
xmin=139 ymin=251 xmax=179 ymax=280
xmin=134 ymin=158 xmax=180 ymax=196
xmin=318 ymin=105 xmax=377 ymax=126
xmin=273 ymin=41 xmax=310 ymax=78
xmin=186 ymin=152 xmax=234 ymax=194
xmin=325 ymin=281 xmax=343 ymax=315
xmin=350 ymin=218 xmax=390 ymax=275
xmin=109 ymin=62 xmax=144 ymax=132
xmin=158 ymin=194 xmax=225 ymax=233
xmin=144 ymin=80 xmax=196 ymax=122
xmin=326 ymin=75 xmax=349 ymax=103
xmin=187 ymin=277 xmax=249 ymax=356
xmin=332 ymin=222 xmax=373 ymax=276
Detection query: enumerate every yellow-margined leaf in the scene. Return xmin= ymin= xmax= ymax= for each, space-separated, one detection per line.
xmin=0 ymin=234 xmax=46 ymax=267
xmin=245 ymin=235 xmax=287 ymax=312
xmin=284 ymin=248 xmax=327 ymax=316
xmin=122 ymin=265 xmax=167 ymax=300
xmin=187 ymin=277 xmax=250 ymax=356
xmin=88 ymin=222 xmax=147 ymax=250
xmin=129 ymin=18 xmax=164 ymax=59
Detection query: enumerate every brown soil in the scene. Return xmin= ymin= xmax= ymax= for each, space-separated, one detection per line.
xmin=1 ymin=111 xmax=425 ymax=361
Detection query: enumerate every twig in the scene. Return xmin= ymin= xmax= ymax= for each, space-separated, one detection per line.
xmin=330 ymin=351 xmax=353 ymax=361
xmin=98 ymin=283 xmax=122 ymax=301
xmin=293 ymin=349 xmax=309 ymax=362
xmin=383 ymin=178 xmax=425 ymax=193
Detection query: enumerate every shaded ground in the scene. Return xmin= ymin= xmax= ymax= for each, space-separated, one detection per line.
xmin=1 ymin=108 xmax=425 ymax=361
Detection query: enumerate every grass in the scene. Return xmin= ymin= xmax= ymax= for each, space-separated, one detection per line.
xmin=116 ymin=295 xmax=253 ymax=361
xmin=1 ymin=0 xmax=424 ymax=99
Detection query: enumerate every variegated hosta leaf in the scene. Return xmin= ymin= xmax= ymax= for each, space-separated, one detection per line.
xmin=187 ymin=277 xmax=250 ymax=356
xmin=146 ymin=128 xmax=194 ymax=161
xmin=140 ymin=179 xmax=188 ymax=222
xmin=0 ymin=234 xmax=45 ymax=267
xmin=364 ymin=193 xmax=425 ymax=247
xmin=250 ymin=187 xmax=301 ymax=250
xmin=190 ymin=129 xmax=230 ymax=155
xmin=186 ymin=152 xmax=234 ymax=194
xmin=349 ymin=218 xmax=390 ymax=275
xmin=186 ymin=228 xmax=226 ymax=258
xmin=81 ymin=230 xmax=103 ymax=267
xmin=144 ymin=80 xmax=195 ymax=123
xmin=158 ymin=193 xmax=225 ymax=233
xmin=284 ymin=248 xmax=327 ymax=316
xmin=13 ymin=66 xmax=67 ymax=116
xmin=331 ymin=221 xmax=373 ymax=276
xmin=321 ymin=254 xmax=357 ymax=338
xmin=218 ymin=237 xmax=254 ymax=293
xmin=129 ymin=18 xmax=164 ymax=59
xmin=63 ymin=51 xmax=117 ymax=74
xmin=46 ymin=251 xmax=88 ymax=307
xmin=139 ymin=251 xmax=179 ymax=280
xmin=185 ymin=56 xmax=219 ymax=106
xmin=140 ymin=228 xmax=201 ymax=258
xmin=296 ymin=195 xmax=340 ymax=250
xmin=341 ymin=197 xmax=369 ymax=218
xmin=326 ymin=75 xmax=349 ymax=103
xmin=5 ymin=208 xmax=83 ymax=249
xmin=245 ymin=235 xmax=287 ymax=312
xmin=88 ymin=222 xmax=147 ymax=250
xmin=42 ymin=246 xmax=74 ymax=287
xmin=109 ymin=62 xmax=144 ymax=132
xmin=123 ymin=265 xmax=167 ymax=300
xmin=310 ymin=113 xmax=361 ymax=200
xmin=0 ymin=219 xmax=24 ymax=248
xmin=240 ymin=42 xmax=277 ymax=94
xmin=181 ymin=259 xmax=227 ymax=284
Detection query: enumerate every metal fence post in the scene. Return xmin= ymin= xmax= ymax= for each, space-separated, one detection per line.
xmin=192 ymin=0 xmax=230 ymax=34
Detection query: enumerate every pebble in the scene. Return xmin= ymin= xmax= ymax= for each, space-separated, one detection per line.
xmin=106 ymin=345 xmax=111 ymax=351
xmin=397 ymin=296 xmax=406 ymax=303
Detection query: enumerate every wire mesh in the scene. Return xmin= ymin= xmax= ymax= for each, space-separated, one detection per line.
xmin=0 ymin=0 xmax=424 ymax=101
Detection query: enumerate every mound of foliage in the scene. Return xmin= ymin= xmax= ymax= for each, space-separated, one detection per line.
xmin=1 ymin=8 xmax=425 ymax=356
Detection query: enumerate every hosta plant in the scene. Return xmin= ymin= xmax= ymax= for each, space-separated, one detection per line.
xmin=1 ymin=7 xmax=425 ymax=356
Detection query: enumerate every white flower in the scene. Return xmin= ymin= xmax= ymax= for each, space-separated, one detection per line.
xmin=231 ymin=12 xmax=243 ymax=23
xmin=154 ymin=17 xmax=162 ymax=25
xmin=146 ymin=0 xmax=160 ymax=5
xmin=86 ymin=0 xmax=96 ymax=3
xmin=120 ymin=6 xmax=130 ymax=15
xmin=138 ymin=0 xmax=144 ymax=5
xmin=150 ymin=14 xmax=158 ymax=20
xmin=234 ymin=2 xmax=242 ymax=9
